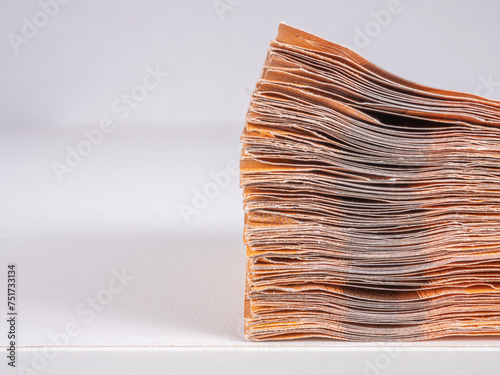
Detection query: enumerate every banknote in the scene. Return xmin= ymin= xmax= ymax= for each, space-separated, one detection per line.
xmin=241 ymin=23 xmax=500 ymax=341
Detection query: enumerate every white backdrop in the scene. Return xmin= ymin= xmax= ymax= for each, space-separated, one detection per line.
xmin=1 ymin=0 xmax=500 ymax=129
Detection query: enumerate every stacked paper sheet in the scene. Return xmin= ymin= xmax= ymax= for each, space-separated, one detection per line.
xmin=240 ymin=23 xmax=500 ymax=341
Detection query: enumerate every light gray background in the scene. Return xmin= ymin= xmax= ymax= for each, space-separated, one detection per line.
xmin=2 ymin=0 xmax=500 ymax=130
xmin=0 ymin=1 xmax=500 ymax=374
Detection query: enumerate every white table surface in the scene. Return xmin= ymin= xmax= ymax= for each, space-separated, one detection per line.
xmin=0 ymin=128 xmax=499 ymax=375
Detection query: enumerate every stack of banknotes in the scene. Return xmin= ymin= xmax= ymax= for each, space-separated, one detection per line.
xmin=240 ymin=23 xmax=500 ymax=341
